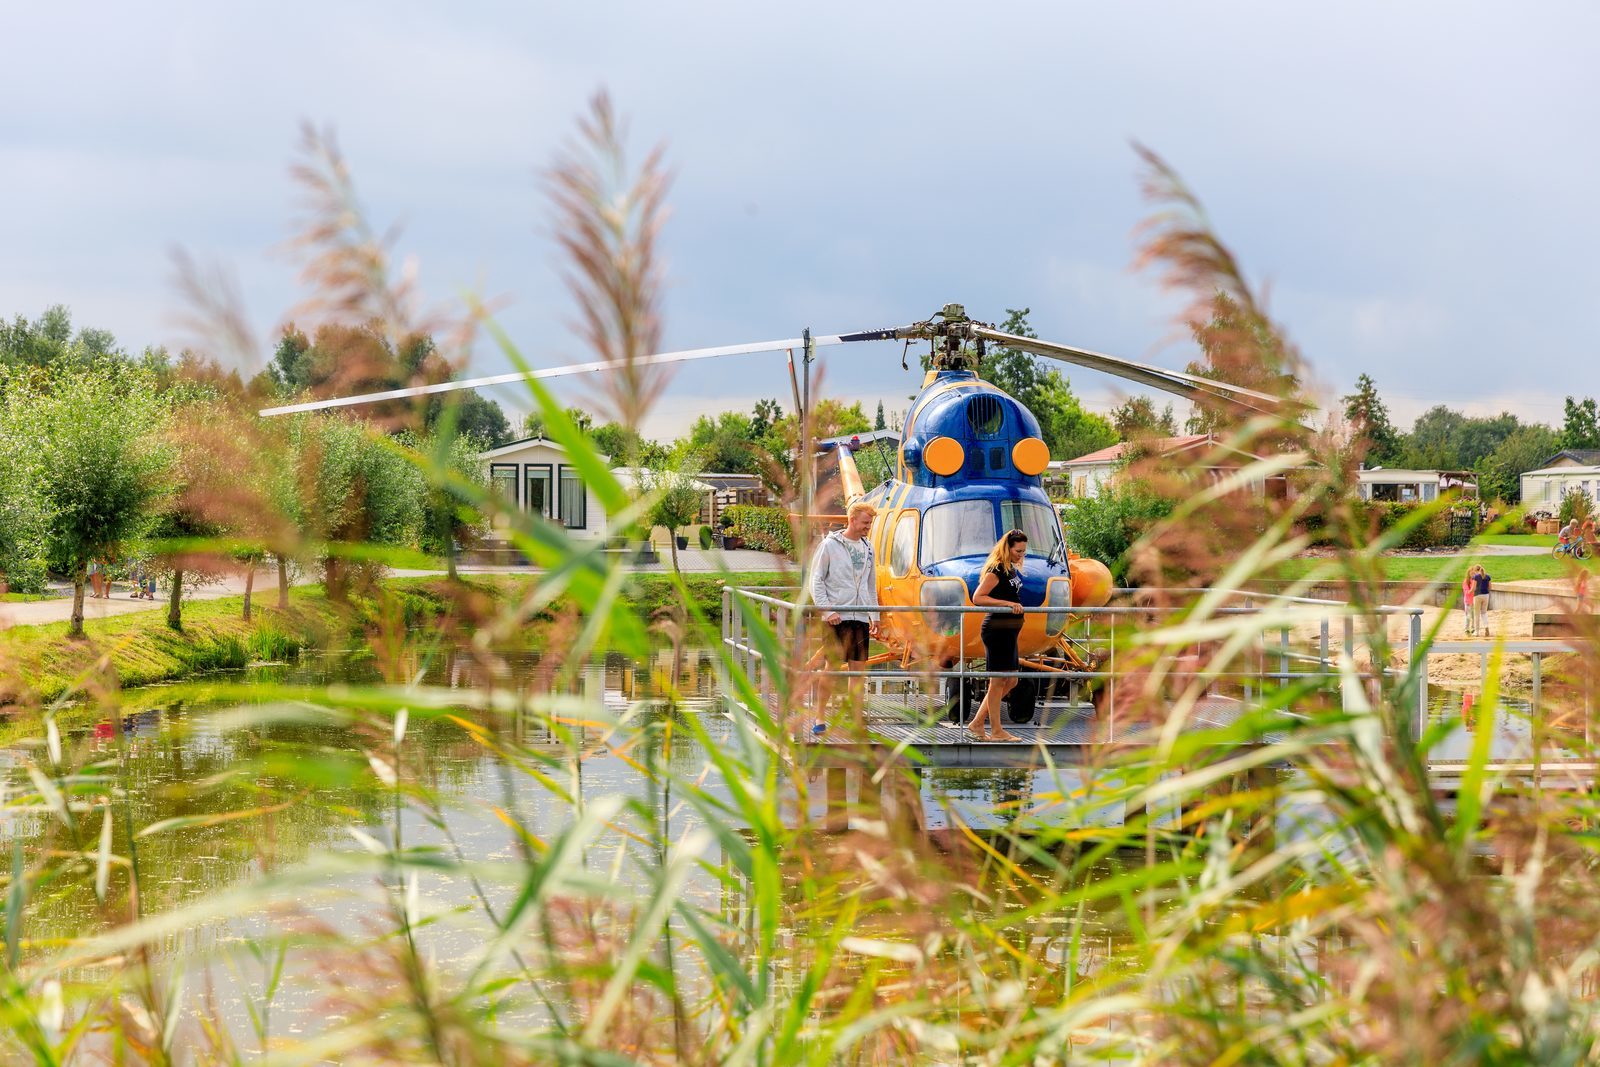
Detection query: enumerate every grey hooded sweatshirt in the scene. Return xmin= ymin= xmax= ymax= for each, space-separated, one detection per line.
xmin=808 ymin=530 xmax=879 ymax=625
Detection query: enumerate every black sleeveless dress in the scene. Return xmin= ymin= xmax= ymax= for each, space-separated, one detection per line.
xmin=980 ymin=563 xmax=1023 ymax=672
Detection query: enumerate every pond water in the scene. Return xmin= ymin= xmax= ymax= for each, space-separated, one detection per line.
xmin=0 ymin=648 xmax=1583 ymax=1051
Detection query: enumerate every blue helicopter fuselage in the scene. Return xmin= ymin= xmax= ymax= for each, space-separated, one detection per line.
xmin=859 ymin=369 xmax=1068 ymax=608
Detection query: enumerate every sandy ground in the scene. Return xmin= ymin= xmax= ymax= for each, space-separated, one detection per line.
xmin=1285 ymin=599 xmax=1585 ymax=689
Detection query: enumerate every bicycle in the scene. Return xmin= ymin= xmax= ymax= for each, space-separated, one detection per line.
xmin=1554 ymin=538 xmax=1591 ymax=560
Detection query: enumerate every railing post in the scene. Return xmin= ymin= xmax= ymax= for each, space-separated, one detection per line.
xmin=1108 ymin=612 xmax=1116 ymax=743
xmin=1279 ymin=625 xmax=1289 ymax=687
xmin=1242 ymin=598 xmax=1254 ymax=708
xmin=1319 ymin=617 xmax=1329 ymax=671
xmin=1532 ymin=651 xmax=1542 ymax=723
xmin=1411 ymin=610 xmax=1425 ymax=739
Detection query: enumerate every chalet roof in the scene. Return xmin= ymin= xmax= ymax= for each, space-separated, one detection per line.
xmin=479 ymin=434 xmax=611 ymax=463
xmin=1540 ymin=449 xmax=1600 ymax=467
xmin=1056 ymin=435 xmax=1211 ymax=467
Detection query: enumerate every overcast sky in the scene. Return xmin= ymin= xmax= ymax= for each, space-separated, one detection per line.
xmin=3 ymin=2 xmax=1596 ymax=439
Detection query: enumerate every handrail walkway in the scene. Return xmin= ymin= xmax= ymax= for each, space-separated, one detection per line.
xmin=719 ymin=585 xmax=1591 ymax=780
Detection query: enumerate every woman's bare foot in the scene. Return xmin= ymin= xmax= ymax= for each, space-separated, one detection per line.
xmin=965 ymin=727 xmax=990 ymax=742
xmin=990 ymin=730 xmax=1024 ymax=743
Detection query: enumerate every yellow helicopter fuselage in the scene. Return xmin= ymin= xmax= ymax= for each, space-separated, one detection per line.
xmin=828 ymin=368 xmax=1113 ymax=666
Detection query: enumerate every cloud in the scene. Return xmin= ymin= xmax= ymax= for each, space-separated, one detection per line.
xmin=1 ymin=0 xmax=1596 ymax=433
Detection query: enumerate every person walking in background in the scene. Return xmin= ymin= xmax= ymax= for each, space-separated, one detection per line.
xmin=968 ymin=529 xmax=1029 ymax=744
xmin=1471 ymin=564 xmax=1493 ymax=637
xmin=87 ymin=558 xmax=105 ymax=599
xmin=1461 ymin=568 xmax=1476 ymax=635
xmin=808 ymin=501 xmax=880 ymax=727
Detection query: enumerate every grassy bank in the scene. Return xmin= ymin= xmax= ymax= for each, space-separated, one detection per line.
xmin=1271 ymin=551 xmax=1597 ymax=583
xmin=0 ymin=570 xmax=792 ymax=709
xmin=0 ymin=590 xmax=342 ymax=708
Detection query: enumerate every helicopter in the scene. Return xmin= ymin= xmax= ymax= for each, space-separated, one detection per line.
xmin=260 ymin=303 xmax=1287 ymax=692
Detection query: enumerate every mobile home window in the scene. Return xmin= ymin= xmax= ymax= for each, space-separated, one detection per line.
xmin=489 ymin=464 xmax=518 ymax=509
xmin=558 ymin=465 xmax=586 ymax=529
xmin=524 ymin=464 xmax=553 ymax=518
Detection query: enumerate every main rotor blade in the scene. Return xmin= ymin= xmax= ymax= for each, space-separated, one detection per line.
xmin=972 ymin=327 xmax=1288 ymax=412
xmin=257 ymin=334 xmax=854 ymax=417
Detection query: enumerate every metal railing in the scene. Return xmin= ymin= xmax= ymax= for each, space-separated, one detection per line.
xmin=718 ymin=585 xmax=1588 ymax=746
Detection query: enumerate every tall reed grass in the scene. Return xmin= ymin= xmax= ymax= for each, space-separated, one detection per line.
xmin=1 ymin=96 xmax=1597 ymax=1066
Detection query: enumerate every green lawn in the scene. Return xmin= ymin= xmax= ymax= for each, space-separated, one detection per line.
xmin=0 ymin=592 xmax=54 ymax=603
xmin=1474 ymin=533 xmax=1555 ymax=547
xmin=1272 ymin=551 xmax=1597 ymax=583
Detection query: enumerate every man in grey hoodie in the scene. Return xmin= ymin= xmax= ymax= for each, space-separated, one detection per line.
xmin=809 ymin=501 xmax=880 ymax=724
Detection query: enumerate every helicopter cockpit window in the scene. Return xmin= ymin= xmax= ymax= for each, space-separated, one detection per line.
xmin=890 ymin=510 xmax=918 ymax=577
xmin=1000 ymin=501 xmax=1065 ymax=561
xmin=920 ymin=501 xmax=997 ymax=564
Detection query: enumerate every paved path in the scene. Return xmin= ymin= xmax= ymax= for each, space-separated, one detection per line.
xmin=1469 ymin=544 xmax=1553 ymax=556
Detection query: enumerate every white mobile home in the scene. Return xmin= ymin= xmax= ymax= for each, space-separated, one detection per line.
xmin=1520 ymin=450 xmax=1600 ymax=513
xmin=1356 ymin=468 xmax=1477 ymax=504
xmin=480 ymin=437 xmax=609 ymax=541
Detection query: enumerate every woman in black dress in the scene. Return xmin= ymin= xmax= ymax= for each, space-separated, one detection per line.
xmin=968 ymin=529 xmax=1028 ymax=742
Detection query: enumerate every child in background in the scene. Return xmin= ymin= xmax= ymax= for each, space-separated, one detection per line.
xmin=1471 ymin=564 xmax=1493 ymax=637
xmin=1461 ymin=569 xmax=1476 ymax=635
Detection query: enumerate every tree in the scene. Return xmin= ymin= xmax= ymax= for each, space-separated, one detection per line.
xmin=1341 ymin=373 xmax=1402 ymax=466
xmin=1110 ymin=395 xmax=1177 ymax=439
xmin=404 ymin=427 xmax=490 ymax=579
xmin=4 ymin=367 xmax=173 ymax=636
xmin=426 ymin=392 xmax=512 ymax=449
xmin=981 ymin=308 xmax=1119 ymax=464
xmin=1400 ymin=406 xmax=1521 ymax=472
xmin=1561 ymin=396 xmax=1600 ymax=451
xmin=0 ymin=392 xmax=48 ymax=593
xmin=590 ymin=421 xmax=668 ymax=467
xmin=636 ymin=457 xmax=705 ymax=572
xmin=151 ymin=399 xmax=248 ymax=630
xmin=1183 ymin=291 xmax=1300 ymax=435
xmin=750 ymin=398 xmax=783 ymax=440
xmin=874 ymin=401 xmax=886 ymax=431
xmin=524 ymin=406 xmax=594 ymax=439
xmin=1 ymin=305 xmax=123 ymax=371
xmin=1478 ymin=424 xmax=1560 ymax=504
xmin=773 ymin=399 xmax=871 ymax=456
xmin=686 ymin=411 xmax=766 ymax=475
xmin=257 ymin=323 xmax=514 ymax=442
xmin=297 ymin=416 xmax=426 ymax=601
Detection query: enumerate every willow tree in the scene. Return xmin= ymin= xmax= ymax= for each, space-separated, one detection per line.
xmin=4 ymin=366 xmax=172 ymax=636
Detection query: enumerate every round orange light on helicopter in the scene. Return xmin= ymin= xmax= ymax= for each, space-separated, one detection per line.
xmin=924 ymin=436 xmax=965 ymax=476
xmin=1012 ymin=437 xmax=1050 ymax=476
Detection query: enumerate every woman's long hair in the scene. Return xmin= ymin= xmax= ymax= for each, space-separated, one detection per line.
xmin=982 ymin=528 xmax=1028 ymax=577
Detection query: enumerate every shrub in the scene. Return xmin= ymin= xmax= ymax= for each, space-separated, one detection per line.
xmin=246 ymin=620 xmax=301 ymax=662
xmin=698 ymin=524 xmax=715 ymax=550
xmin=722 ymin=504 xmax=794 ymax=555
xmin=1301 ymin=501 xmax=1451 ymax=550
xmin=1559 ymin=487 xmax=1595 ymax=527
xmin=1061 ymin=483 xmax=1175 ymax=582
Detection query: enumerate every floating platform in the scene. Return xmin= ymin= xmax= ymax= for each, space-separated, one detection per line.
xmin=781 ymin=693 xmax=1247 ymax=768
